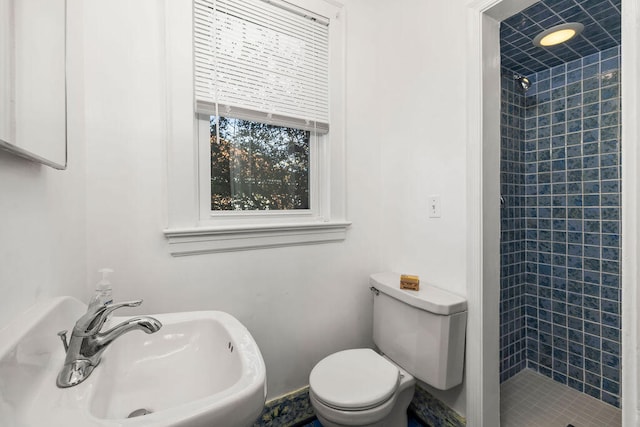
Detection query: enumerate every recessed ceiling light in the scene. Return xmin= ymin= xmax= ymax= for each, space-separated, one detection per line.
xmin=533 ymin=23 xmax=584 ymax=47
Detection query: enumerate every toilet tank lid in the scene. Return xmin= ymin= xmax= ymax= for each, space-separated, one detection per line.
xmin=370 ymin=272 xmax=467 ymax=315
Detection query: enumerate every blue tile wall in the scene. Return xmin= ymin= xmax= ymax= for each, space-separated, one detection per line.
xmin=499 ymin=70 xmax=528 ymax=382
xmin=499 ymin=46 xmax=621 ymax=408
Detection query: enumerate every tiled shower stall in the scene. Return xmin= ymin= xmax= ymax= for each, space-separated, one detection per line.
xmin=499 ymin=11 xmax=622 ymax=408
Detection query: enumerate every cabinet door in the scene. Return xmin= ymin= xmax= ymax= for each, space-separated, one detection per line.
xmin=0 ymin=0 xmax=66 ymax=170
xmin=0 ymin=0 xmax=13 ymax=146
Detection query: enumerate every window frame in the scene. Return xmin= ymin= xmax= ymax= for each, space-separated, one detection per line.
xmin=163 ymin=0 xmax=349 ymax=255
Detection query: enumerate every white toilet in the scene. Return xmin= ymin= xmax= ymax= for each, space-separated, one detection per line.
xmin=309 ymin=272 xmax=467 ymax=427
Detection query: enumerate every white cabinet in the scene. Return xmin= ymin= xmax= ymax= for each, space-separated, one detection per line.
xmin=0 ymin=0 xmax=66 ymax=169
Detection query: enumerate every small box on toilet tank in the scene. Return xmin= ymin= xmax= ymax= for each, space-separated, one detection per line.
xmin=399 ymin=274 xmax=420 ymax=291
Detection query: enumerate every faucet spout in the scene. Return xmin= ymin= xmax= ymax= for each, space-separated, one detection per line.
xmin=56 ymin=300 xmax=162 ymax=388
xmin=93 ymin=316 xmax=162 ymax=355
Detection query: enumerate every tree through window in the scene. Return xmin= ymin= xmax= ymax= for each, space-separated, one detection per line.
xmin=210 ymin=117 xmax=311 ymax=211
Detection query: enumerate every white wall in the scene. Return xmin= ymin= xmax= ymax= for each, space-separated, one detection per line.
xmin=375 ymin=0 xmax=470 ymax=415
xmin=0 ymin=0 xmax=86 ymax=328
xmin=79 ymin=0 xmax=472 ymax=409
xmin=0 ymin=150 xmax=85 ymax=326
xmin=377 ymin=0 xmax=468 ymax=300
xmin=81 ymin=0 xmax=382 ymax=399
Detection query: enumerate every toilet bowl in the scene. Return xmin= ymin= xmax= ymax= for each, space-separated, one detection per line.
xmin=309 ymin=348 xmax=416 ymax=427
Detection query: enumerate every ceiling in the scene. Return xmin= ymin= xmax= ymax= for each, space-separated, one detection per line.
xmin=500 ymin=0 xmax=621 ymax=75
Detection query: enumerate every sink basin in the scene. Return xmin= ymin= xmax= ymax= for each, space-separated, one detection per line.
xmin=0 ymin=297 xmax=266 ymax=427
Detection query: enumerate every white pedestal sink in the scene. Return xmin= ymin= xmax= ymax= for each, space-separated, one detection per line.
xmin=0 ymin=297 xmax=266 ymax=427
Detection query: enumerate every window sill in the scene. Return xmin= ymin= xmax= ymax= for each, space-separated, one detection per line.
xmin=163 ymin=221 xmax=351 ymax=256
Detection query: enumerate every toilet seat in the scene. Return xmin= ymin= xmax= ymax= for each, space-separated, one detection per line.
xmin=309 ymin=348 xmax=400 ymax=411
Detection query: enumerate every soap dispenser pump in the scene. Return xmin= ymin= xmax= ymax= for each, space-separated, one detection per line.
xmin=90 ymin=268 xmax=114 ymax=308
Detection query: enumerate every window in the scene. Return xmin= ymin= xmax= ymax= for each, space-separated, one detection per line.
xmin=163 ymin=0 xmax=348 ymax=255
xmin=209 ymin=117 xmax=311 ymax=211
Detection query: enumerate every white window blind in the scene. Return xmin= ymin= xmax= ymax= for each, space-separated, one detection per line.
xmin=194 ymin=0 xmax=330 ymax=133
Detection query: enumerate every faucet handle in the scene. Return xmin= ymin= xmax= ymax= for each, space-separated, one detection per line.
xmin=104 ymin=299 xmax=143 ymax=313
xmin=57 ymin=330 xmax=69 ymax=352
xmin=78 ymin=299 xmax=143 ymax=336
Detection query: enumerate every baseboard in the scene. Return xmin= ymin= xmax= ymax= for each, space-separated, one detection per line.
xmin=254 ymin=386 xmax=315 ymax=427
xmin=409 ymin=385 xmax=466 ymax=427
xmin=254 ymin=383 xmax=465 ymax=427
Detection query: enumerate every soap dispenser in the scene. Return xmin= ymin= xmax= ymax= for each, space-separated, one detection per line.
xmin=89 ymin=268 xmax=114 ymax=308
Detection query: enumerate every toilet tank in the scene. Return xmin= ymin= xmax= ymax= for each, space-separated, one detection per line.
xmin=370 ymin=272 xmax=467 ymax=390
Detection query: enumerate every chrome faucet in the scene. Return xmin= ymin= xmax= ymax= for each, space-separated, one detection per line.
xmin=56 ymin=299 xmax=162 ymax=388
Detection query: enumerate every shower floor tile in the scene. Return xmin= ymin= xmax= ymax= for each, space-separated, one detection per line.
xmin=501 ymin=368 xmax=621 ymax=427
